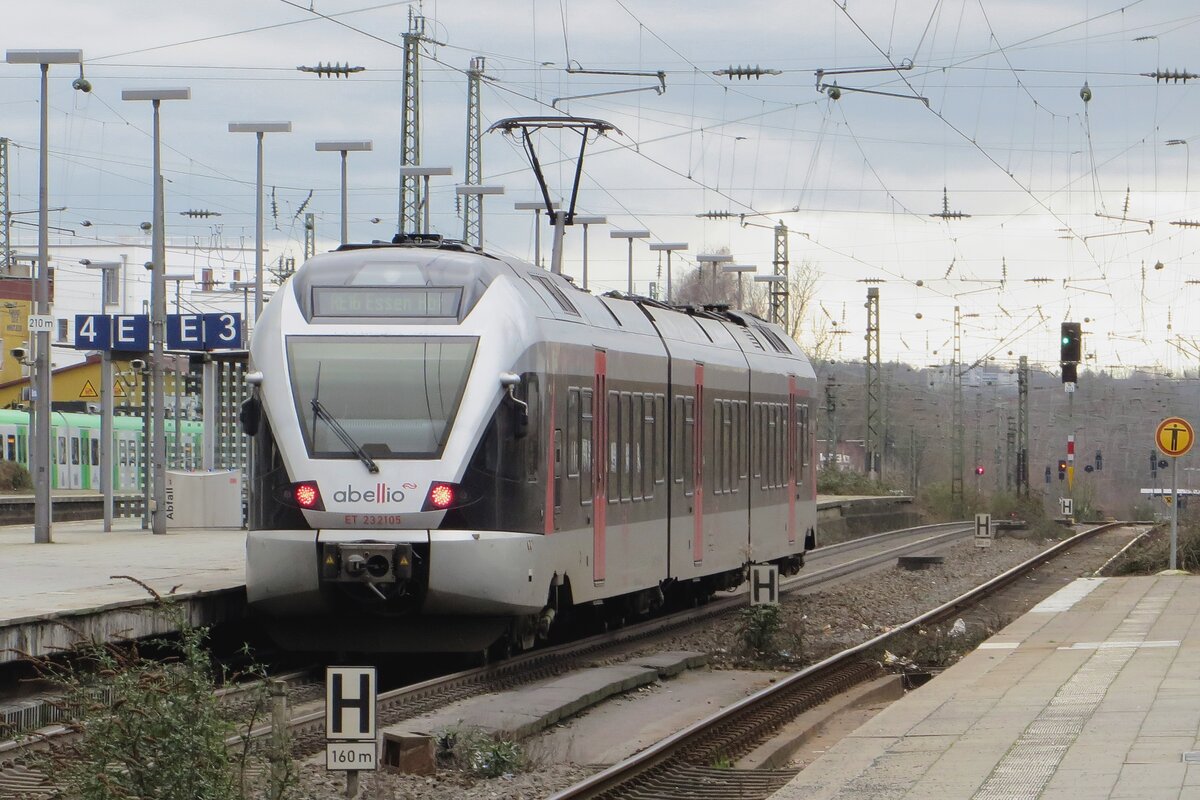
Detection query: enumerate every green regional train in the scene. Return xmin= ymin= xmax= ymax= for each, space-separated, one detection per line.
xmin=0 ymin=409 xmax=203 ymax=492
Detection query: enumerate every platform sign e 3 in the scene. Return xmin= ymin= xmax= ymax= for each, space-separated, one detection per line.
xmin=1156 ymin=416 xmax=1194 ymax=458
xmin=325 ymin=666 xmax=376 ymax=741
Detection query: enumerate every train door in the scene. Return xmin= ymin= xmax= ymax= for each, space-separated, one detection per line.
xmin=69 ymin=429 xmax=83 ymax=489
xmin=787 ymin=376 xmax=798 ymax=546
xmin=592 ymin=349 xmax=607 ymax=584
xmin=76 ymin=429 xmax=90 ymax=489
xmin=692 ymin=363 xmax=704 ymax=566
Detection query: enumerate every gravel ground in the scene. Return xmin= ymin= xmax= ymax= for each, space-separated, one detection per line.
xmin=275 ymin=528 xmax=1101 ymax=800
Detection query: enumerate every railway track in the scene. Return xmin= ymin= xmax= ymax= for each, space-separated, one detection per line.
xmin=545 ymin=522 xmax=1127 ymax=800
xmin=0 ymin=520 xmax=980 ymax=796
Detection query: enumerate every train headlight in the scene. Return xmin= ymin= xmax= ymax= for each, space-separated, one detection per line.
xmin=424 ymin=482 xmax=456 ymax=511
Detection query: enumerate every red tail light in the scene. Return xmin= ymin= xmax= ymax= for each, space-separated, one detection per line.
xmin=427 ymin=483 xmax=455 ymax=509
xmin=277 ymin=481 xmax=324 ymax=511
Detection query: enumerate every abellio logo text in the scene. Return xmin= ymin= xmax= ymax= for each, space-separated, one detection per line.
xmin=333 ymin=483 xmax=406 ymax=504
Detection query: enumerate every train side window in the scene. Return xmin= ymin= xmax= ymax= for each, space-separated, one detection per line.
xmin=524 ymin=375 xmax=540 ymax=483
xmin=737 ymin=401 xmax=748 ymax=482
xmin=795 ymin=403 xmax=807 ymax=480
xmin=621 ymin=392 xmax=633 ymax=502
xmin=630 ymin=393 xmax=643 ymax=501
xmin=607 ymin=391 xmax=619 ymax=503
xmin=712 ymin=400 xmax=723 ymax=494
xmin=682 ymin=396 xmax=695 ymax=496
xmin=580 ymin=389 xmax=593 ymax=505
xmin=654 ymin=394 xmax=665 ymax=486
xmin=643 ymin=395 xmax=655 ymax=499
xmin=92 ymin=438 xmax=100 ymax=467
xmin=802 ymin=403 xmax=811 ymax=473
xmin=723 ymin=400 xmax=732 ymax=493
xmin=567 ymin=388 xmax=580 ymax=478
xmin=71 ymin=437 xmax=80 ymax=466
xmin=5 ymin=434 xmax=13 ymax=462
xmin=672 ymin=396 xmax=685 ymax=485
xmin=17 ymin=434 xmax=26 ymax=464
xmin=57 ymin=436 xmax=65 ymax=465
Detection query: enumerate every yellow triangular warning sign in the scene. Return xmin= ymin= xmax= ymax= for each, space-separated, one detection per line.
xmin=398 ymin=556 xmax=409 ymax=567
xmin=79 ymin=380 xmax=99 ymax=399
xmin=113 ymin=380 xmax=126 ymax=397
xmin=325 ymin=554 xmax=336 ymax=565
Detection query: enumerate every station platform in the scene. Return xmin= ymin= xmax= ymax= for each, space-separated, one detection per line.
xmin=0 ymin=518 xmax=245 ymax=664
xmin=773 ymin=574 xmax=1200 ymax=799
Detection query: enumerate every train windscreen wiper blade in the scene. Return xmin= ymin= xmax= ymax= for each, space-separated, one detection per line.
xmin=310 ymin=398 xmax=380 ymax=474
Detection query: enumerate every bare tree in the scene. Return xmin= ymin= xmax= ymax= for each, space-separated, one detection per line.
xmin=786 ymin=259 xmax=836 ymax=361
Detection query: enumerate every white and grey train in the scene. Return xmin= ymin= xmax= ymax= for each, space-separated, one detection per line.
xmin=243 ymin=237 xmax=818 ymax=654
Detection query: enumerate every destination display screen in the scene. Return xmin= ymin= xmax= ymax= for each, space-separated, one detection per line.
xmin=311 ymin=286 xmax=462 ymax=318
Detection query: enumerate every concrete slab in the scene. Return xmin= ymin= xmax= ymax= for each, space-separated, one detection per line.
xmin=628 ymin=650 xmax=709 ymax=677
xmin=0 ymin=518 xmax=246 ymax=663
xmin=528 ymin=668 xmax=787 ymax=766
xmin=771 ymin=575 xmax=1200 ymax=800
xmin=386 ymin=664 xmax=661 ymax=743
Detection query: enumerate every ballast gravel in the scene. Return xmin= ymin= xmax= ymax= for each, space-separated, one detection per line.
xmin=282 ymin=529 xmax=1109 ymax=800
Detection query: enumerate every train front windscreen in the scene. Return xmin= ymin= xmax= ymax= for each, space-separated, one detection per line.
xmin=286 ymin=336 xmax=478 ymax=460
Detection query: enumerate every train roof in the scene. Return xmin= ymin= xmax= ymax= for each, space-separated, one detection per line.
xmin=290 ymin=237 xmax=809 ymax=363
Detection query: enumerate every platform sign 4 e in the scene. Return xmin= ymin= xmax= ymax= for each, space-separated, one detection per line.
xmin=1156 ymin=417 xmax=1194 ymax=458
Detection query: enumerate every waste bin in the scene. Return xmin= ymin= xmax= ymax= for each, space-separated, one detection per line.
xmin=164 ymin=470 xmax=243 ymax=528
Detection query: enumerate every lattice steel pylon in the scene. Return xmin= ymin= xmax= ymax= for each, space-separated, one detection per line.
xmin=303 ymin=212 xmax=316 ymax=261
xmin=0 ymin=137 xmax=9 ymax=272
xmin=771 ymin=220 xmax=789 ymax=328
xmin=865 ymin=287 xmax=881 ymax=478
xmin=462 ymin=57 xmax=485 ymax=248
xmin=1017 ymin=355 xmax=1030 ymax=496
xmin=951 ymin=306 xmax=965 ymax=512
xmin=397 ymin=12 xmax=426 ymax=235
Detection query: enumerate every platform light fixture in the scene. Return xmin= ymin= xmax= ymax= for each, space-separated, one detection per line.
xmin=648 ymin=242 xmax=688 ymax=303
xmin=399 ymin=165 xmax=453 ymax=236
xmin=228 ymin=121 xmax=291 ymax=322
xmin=572 ymin=215 xmax=607 ymax=290
xmin=610 ymin=229 xmax=650 ymax=294
xmin=514 ymin=200 xmax=560 ymax=268
xmin=721 ymin=263 xmax=756 ymax=308
xmin=7 ymin=48 xmax=84 ymax=544
xmin=455 ymin=184 xmax=504 ymax=248
xmin=315 ymin=140 xmax=373 ymax=245
xmin=125 ymin=87 xmax=191 ymax=536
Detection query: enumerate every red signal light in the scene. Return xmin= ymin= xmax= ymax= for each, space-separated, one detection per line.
xmin=974 ymin=466 xmax=985 ymax=476
xmin=427 ymin=483 xmax=455 ymax=509
xmin=293 ymin=482 xmax=321 ymax=509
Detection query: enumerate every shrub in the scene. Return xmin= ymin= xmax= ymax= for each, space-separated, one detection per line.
xmin=437 ymin=725 xmax=524 ymax=778
xmin=0 ymin=460 xmax=33 ymax=491
xmin=737 ymin=603 xmax=784 ymax=656
xmin=20 ymin=583 xmax=293 ymax=800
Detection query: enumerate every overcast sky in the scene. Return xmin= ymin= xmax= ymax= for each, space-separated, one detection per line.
xmin=5 ymin=0 xmax=1200 ymax=374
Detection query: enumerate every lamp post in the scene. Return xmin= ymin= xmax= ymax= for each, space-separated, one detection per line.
xmin=7 ymin=48 xmax=83 ymax=544
xmin=454 ymin=185 xmax=505 ymax=248
xmin=124 ymin=87 xmax=190 ymax=536
xmin=228 ymin=121 xmax=291 ymax=322
xmin=572 ymin=215 xmax=607 ymax=290
xmin=399 ymin=166 xmax=453 ymax=235
xmin=753 ymin=273 xmax=786 ymax=326
xmin=722 ymin=264 xmax=756 ymax=308
xmin=316 ymin=140 xmax=372 ymax=245
xmin=231 ymin=280 xmax=255 ymax=330
xmin=81 ymin=258 xmax=121 ymax=532
xmin=610 ymin=229 xmax=650 ymax=294
xmin=166 ymin=272 xmax=192 ymax=468
xmin=514 ymin=200 xmax=560 ymax=268
xmin=648 ymin=242 xmax=688 ymax=303
xmin=696 ymin=253 xmax=733 ymax=302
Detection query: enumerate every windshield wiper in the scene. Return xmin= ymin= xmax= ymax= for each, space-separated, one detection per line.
xmin=311 ymin=398 xmax=380 ymax=474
